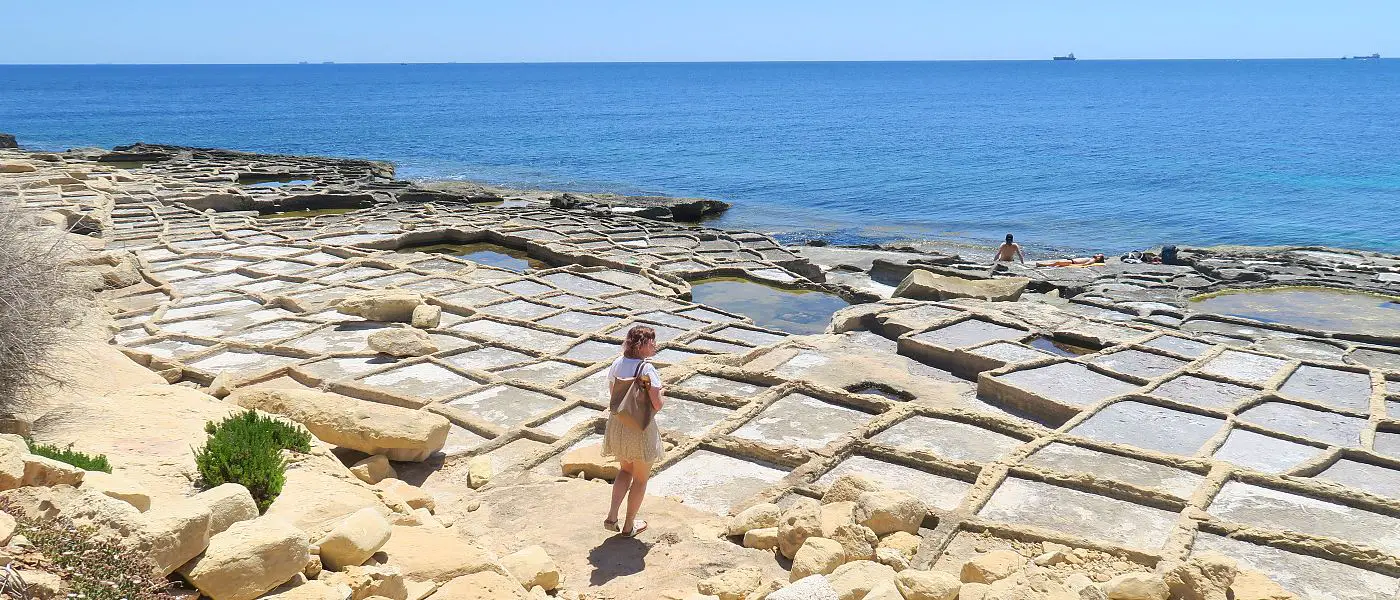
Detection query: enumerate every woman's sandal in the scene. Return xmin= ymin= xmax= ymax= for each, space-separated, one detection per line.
xmin=621 ymin=519 xmax=648 ymax=537
xmin=603 ymin=518 xmax=619 ymax=532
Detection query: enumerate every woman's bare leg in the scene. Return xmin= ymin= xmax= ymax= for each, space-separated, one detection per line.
xmin=606 ymin=461 xmax=634 ymax=524
xmin=622 ymin=462 xmax=650 ymax=532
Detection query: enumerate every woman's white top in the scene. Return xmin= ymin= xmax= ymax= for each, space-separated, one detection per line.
xmin=608 ymin=356 xmax=662 ymax=388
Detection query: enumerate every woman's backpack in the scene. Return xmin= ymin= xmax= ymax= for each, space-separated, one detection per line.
xmin=609 ymin=360 xmax=656 ymax=430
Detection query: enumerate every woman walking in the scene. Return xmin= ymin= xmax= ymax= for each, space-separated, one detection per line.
xmin=602 ymin=325 xmax=666 ymax=537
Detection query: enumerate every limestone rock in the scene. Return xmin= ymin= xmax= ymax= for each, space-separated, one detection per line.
xmin=143 ymin=496 xmax=216 ymax=576
xmin=0 ymin=442 xmax=24 ymax=490
xmin=1165 ymin=554 xmax=1237 ymax=600
xmin=79 ymin=470 xmax=152 ymax=511
xmin=336 ymin=290 xmax=425 ymax=322
xmin=829 ymin=523 xmax=878 ymax=562
xmin=791 ymin=537 xmax=846 ymax=581
xmin=21 ymin=454 xmax=85 ymax=487
xmin=863 ymin=581 xmax=904 ymax=600
xmin=559 ymin=444 xmax=617 ymax=481
xmin=194 ymin=483 xmax=259 ymax=536
xmin=378 ymin=524 xmax=509 ymax=583
xmin=874 ymin=548 xmax=908 ymax=572
xmin=877 ymin=531 xmax=921 ymax=559
xmin=768 ymin=575 xmax=839 ymax=600
xmin=229 ymin=389 xmax=450 ymax=462
xmin=0 ymin=510 xmax=14 ymax=545
xmin=778 ymin=499 xmax=823 ymax=560
xmin=410 ymin=305 xmax=441 ymax=329
xmin=404 ymin=579 xmax=438 ymax=600
xmin=351 ymin=455 xmax=397 ymax=485
xmin=822 ymin=474 xmax=880 ymax=504
xmin=959 ymin=583 xmax=990 ymax=600
xmin=500 ymin=545 xmax=560 ymax=591
xmin=728 ymin=502 xmax=781 ymax=536
xmin=697 ymin=566 xmax=762 ymax=600
xmin=743 ymin=527 xmax=779 ymax=551
xmin=316 ymin=507 xmax=394 ymax=571
xmin=1103 ymin=573 xmax=1169 ymax=600
xmin=0 ymin=162 xmax=36 ymax=173
xmin=819 ymin=501 xmax=857 ymax=537
xmin=367 ymin=328 xmax=437 ymax=357
xmin=341 ymin=564 xmax=408 ymax=600
xmin=260 ymin=579 xmax=353 ymax=600
xmin=22 ymin=570 xmax=61 ymax=600
xmin=467 ymin=455 xmax=493 ymax=489
xmin=377 ymin=479 xmax=436 ymax=512
xmin=1229 ymin=571 xmax=1296 ymax=600
xmin=432 ymin=571 xmax=528 ymax=600
xmin=893 ymin=270 xmax=1029 ymax=302
xmin=179 ymin=517 xmax=310 ymax=600
xmin=894 ymin=570 xmax=960 ymax=600
xmin=265 ymin=470 xmax=390 ymax=540
xmin=853 ymin=490 xmax=924 ymax=536
xmin=0 ymin=134 xmax=16 ymax=149
xmin=827 ymin=560 xmax=896 ymax=600
xmin=960 ymin=550 xmax=1021 ymax=584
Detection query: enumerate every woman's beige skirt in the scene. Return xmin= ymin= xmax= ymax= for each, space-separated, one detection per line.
xmin=601 ymin=412 xmax=665 ymax=465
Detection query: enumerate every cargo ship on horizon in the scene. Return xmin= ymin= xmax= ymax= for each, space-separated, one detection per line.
xmin=1053 ymin=53 xmax=1077 ymax=61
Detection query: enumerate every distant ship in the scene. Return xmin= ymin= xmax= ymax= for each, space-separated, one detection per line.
xmin=1053 ymin=53 xmax=1077 ymax=61
xmin=1356 ymin=53 xmax=1381 ymax=60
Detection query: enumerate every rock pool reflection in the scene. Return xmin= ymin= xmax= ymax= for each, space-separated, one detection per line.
xmin=688 ymin=277 xmax=850 ymax=335
xmin=1191 ymin=287 xmax=1400 ymax=337
xmin=396 ymin=242 xmax=546 ymax=273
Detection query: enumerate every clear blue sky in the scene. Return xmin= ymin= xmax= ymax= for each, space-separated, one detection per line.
xmin=7 ymin=0 xmax=1396 ymax=64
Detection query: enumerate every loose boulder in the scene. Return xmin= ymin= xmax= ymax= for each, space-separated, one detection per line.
xmin=336 ymin=290 xmax=426 ymax=322
xmin=778 ymin=499 xmax=824 ymax=560
xmin=770 ymin=575 xmax=839 ymax=600
xmin=854 ymin=490 xmax=925 ymax=536
xmin=411 ymin=305 xmax=441 ymax=329
xmin=960 ymin=550 xmax=1021 ymax=584
xmin=698 ymin=566 xmax=763 ymax=600
xmin=432 ymin=571 xmax=528 ymax=600
xmin=179 ymin=517 xmax=310 ymax=600
xmin=728 ymin=502 xmax=781 ymax=537
xmin=1103 ymin=573 xmax=1170 ymax=600
xmin=80 ymin=470 xmax=153 ymax=511
xmin=500 ymin=545 xmax=561 ymax=591
xmin=559 ymin=444 xmax=617 ymax=480
xmin=316 ymin=507 xmax=394 ymax=571
xmin=895 ymin=570 xmax=960 ymax=600
xmin=822 ymin=474 xmax=881 ymax=504
xmin=791 ymin=537 xmax=846 ymax=581
xmin=827 ymin=560 xmax=897 ymax=600
xmin=351 ymin=455 xmax=397 ymax=485
xmin=229 ymin=389 xmax=450 ymax=461
xmin=193 ymin=483 xmax=259 ymax=536
xmin=893 ymin=270 xmax=1029 ymax=302
xmin=1165 ymin=553 xmax=1238 ymax=600
xmin=367 ymin=328 xmax=437 ymax=357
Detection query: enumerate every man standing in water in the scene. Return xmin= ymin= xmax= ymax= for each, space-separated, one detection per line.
xmin=989 ymin=233 xmax=1026 ymax=275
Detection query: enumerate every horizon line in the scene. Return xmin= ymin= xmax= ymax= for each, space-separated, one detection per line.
xmin=0 ymin=56 xmax=1388 ymax=67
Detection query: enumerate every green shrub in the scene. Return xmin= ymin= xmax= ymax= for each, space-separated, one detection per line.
xmin=0 ymin=498 xmax=170 ymax=600
xmin=24 ymin=438 xmax=112 ymax=472
xmin=194 ymin=410 xmax=312 ymax=512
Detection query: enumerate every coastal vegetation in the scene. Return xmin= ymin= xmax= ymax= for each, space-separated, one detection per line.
xmin=24 ymin=438 xmax=112 ymax=473
xmin=0 ymin=498 xmax=170 ymax=600
xmin=0 ymin=204 xmax=79 ymax=407
xmin=194 ymin=410 xmax=312 ymax=512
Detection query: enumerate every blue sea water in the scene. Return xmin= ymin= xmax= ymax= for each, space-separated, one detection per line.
xmin=2 ymin=61 xmax=1398 ymax=255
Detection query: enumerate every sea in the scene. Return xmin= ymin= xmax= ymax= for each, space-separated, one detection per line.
xmin=2 ymin=60 xmax=1398 ymax=256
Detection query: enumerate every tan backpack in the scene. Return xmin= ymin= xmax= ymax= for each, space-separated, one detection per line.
xmin=609 ymin=360 xmax=656 ymax=430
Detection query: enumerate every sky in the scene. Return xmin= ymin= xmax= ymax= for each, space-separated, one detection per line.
xmin=5 ymin=0 xmax=1397 ymax=64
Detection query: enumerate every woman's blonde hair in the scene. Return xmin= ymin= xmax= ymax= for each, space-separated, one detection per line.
xmin=622 ymin=325 xmax=657 ymax=359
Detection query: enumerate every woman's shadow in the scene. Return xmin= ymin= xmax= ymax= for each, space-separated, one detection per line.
xmin=587 ymin=535 xmax=651 ymax=586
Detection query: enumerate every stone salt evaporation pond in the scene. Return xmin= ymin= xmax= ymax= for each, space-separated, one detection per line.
xmin=688 ymin=277 xmax=850 ymax=335
xmin=397 ymin=242 xmax=548 ymax=273
xmin=1190 ymin=287 xmax=1400 ymax=337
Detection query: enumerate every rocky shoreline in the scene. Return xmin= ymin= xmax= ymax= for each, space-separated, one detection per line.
xmin=1 ymin=139 xmax=1398 ymax=599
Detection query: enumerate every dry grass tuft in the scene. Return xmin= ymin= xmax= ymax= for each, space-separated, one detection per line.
xmin=0 ymin=203 xmax=83 ymax=409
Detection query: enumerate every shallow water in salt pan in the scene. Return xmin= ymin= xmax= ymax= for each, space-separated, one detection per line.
xmin=689 ymin=278 xmax=849 ymax=335
xmin=1191 ymin=287 xmax=1400 ymax=337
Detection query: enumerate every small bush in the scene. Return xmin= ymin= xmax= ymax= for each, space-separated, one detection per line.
xmin=194 ymin=410 xmax=312 ymax=512
xmin=25 ymin=438 xmax=112 ymax=472
xmin=0 ymin=498 xmax=171 ymax=600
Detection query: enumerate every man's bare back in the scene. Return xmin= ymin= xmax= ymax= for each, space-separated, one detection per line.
xmin=994 ymin=242 xmax=1023 ymax=263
